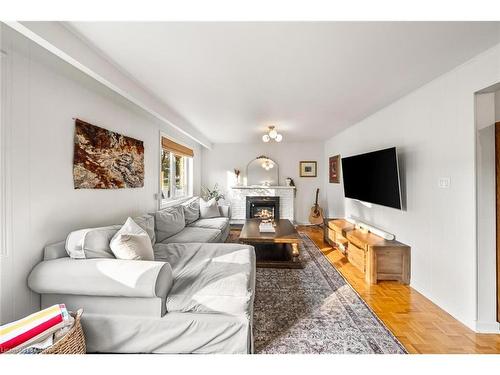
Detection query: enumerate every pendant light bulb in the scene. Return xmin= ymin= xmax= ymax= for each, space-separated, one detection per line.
xmin=269 ymin=127 xmax=278 ymax=139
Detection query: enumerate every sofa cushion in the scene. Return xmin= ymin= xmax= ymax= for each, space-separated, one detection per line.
xmin=218 ymin=205 xmax=231 ymax=218
xmin=158 ymin=227 xmax=221 ymax=244
xmin=65 ymin=225 xmax=122 ymax=259
xmin=188 ymin=217 xmax=229 ymax=232
xmin=44 ymin=241 xmax=68 ymax=260
xmin=153 ymin=242 xmax=256 ymax=315
xmin=181 ymin=197 xmax=200 ymax=225
xmin=199 ymin=198 xmax=220 ymax=219
xmin=133 ymin=214 xmax=156 ymax=245
xmin=110 ymin=218 xmax=154 ymax=261
xmin=154 ymin=206 xmax=185 ymax=242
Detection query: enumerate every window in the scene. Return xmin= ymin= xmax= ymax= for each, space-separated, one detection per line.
xmin=160 ymin=136 xmax=194 ymax=205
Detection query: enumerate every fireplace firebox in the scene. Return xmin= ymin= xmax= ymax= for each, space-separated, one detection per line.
xmin=246 ymin=196 xmax=280 ymax=221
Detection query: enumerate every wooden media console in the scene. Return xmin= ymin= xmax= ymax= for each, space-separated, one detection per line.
xmin=324 ymin=218 xmax=410 ymax=284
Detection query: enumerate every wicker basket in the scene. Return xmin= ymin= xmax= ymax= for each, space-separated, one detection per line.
xmin=41 ymin=309 xmax=86 ymax=354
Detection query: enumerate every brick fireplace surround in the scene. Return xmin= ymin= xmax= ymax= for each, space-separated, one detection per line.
xmin=228 ymin=186 xmax=295 ymax=224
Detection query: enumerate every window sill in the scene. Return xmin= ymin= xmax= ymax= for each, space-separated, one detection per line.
xmin=160 ymin=196 xmax=195 ymax=210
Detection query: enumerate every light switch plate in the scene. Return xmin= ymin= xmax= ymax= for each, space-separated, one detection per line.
xmin=438 ymin=177 xmax=450 ymax=189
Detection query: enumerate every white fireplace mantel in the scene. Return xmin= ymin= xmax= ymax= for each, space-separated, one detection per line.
xmin=228 ymin=185 xmax=295 ymax=223
xmin=231 ymin=185 xmax=296 ymax=189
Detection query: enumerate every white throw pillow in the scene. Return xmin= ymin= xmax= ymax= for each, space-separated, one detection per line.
xmin=199 ymin=198 xmax=221 ymax=219
xmin=132 ymin=214 xmax=156 ymax=245
xmin=110 ymin=217 xmax=154 ymax=261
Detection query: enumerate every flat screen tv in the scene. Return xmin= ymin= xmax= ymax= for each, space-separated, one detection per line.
xmin=341 ymin=147 xmax=402 ymax=209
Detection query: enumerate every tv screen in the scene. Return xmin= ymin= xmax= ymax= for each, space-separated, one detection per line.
xmin=341 ymin=147 xmax=402 ymax=209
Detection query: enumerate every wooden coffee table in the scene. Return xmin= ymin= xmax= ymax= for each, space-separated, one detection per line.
xmin=239 ymin=219 xmax=303 ymax=268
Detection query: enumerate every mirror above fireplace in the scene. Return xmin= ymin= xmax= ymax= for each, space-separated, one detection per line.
xmin=246 ymin=156 xmax=279 ymax=186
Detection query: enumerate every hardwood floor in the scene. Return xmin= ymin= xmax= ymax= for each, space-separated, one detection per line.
xmin=298 ymin=225 xmax=500 ymax=354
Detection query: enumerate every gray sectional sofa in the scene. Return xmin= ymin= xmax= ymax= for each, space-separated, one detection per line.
xmin=28 ymin=197 xmax=256 ymax=354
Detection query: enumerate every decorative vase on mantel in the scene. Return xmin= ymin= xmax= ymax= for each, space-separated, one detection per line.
xmin=234 ymin=169 xmax=241 ymax=186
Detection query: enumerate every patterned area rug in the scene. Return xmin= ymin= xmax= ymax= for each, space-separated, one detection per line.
xmin=228 ymin=229 xmax=407 ymax=354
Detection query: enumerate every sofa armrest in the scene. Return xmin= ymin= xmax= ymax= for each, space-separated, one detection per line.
xmin=218 ymin=204 xmax=231 ymax=218
xmin=28 ymin=258 xmax=173 ymax=299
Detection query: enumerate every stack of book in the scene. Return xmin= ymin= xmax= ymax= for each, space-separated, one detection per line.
xmin=259 ymin=221 xmax=275 ymax=233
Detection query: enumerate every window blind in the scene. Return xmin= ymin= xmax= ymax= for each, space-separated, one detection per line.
xmin=161 ymin=137 xmax=194 ymax=157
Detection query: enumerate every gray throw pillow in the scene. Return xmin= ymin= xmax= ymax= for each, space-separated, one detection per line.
xmin=182 ymin=198 xmax=200 ymax=224
xmin=65 ymin=224 xmax=122 ymax=259
xmin=133 ymin=214 xmax=156 ymax=245
xmin=155 ymin=206 xmax=186 ymax=242
xmin=199 ymin=198 xmax=221 ymax=219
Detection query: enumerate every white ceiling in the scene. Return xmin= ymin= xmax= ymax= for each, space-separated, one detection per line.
xmin=67 ymin=22 xmax=500 ymax=144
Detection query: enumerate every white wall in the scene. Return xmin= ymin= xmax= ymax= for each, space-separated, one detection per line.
xmin=324 ymin=43 xmax=500 ymax=330
xmin=201 ymin=142 xmax=324 ymax=224
xmin=0 ymin=26 xmax=202 ymax=324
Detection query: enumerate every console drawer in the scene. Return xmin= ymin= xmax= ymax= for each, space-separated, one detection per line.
xmin=327 ymin=228 xmax=336 ymax=244
xmin=347 ymin=243 xmax=365 ymax=273
xmin=347 ymin=232 xmax=368 ymax=251
xmin=328 ymin=220 xmax=354 ymax=237
xmin=336 ymin=235 xmax=348 ymax=254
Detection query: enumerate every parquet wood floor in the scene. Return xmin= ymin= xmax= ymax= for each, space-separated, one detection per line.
xmin=298 ymin=225 xmax=500 ymax=354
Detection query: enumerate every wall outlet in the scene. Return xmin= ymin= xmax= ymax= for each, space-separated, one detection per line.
xmin=438 ymin=177 xmax=450 ymax=189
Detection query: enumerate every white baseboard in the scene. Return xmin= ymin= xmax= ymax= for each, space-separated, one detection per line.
xmin=475 ymin=321 xmax=500 ymax=333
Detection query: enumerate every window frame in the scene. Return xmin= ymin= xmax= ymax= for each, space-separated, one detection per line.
xmin=159 ymin=133 xmax=194 ymax=209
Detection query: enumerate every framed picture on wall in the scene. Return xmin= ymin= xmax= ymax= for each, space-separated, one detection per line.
xmin=299 ymin=161 xmax=317 ymax=177
xmin=329 ymin=155 xmax=340 ymax=183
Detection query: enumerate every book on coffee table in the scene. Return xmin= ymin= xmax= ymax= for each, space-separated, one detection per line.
xmin=259 ymin=222 xmax=275 ymax=233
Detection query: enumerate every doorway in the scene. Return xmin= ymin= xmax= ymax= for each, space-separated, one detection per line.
xmin=496 ymin=122 xmax=500 ymax=322
xmin=475 ymin=88 xmax=500 ymax=329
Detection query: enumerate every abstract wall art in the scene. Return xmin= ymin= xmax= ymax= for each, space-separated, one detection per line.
xmin=329 ymin=154 xmax=340 ymax=183
xmin=73 ymin=119 xmax=144 ymax=189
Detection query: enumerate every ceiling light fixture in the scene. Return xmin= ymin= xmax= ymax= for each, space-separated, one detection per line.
xmin=261 ymin=159 xmax=274 ymax=170
xmin=262 ymin=125 xmax=283 ymax=143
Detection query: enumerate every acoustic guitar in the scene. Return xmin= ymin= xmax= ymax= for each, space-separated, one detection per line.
xmin=309 ymin=188 xmax=324 ymax=225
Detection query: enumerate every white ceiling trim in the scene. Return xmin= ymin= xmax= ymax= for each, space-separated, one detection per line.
xmin=4 ymin=21 xmax=212 ymax=149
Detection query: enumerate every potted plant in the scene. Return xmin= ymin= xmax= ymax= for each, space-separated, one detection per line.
xmin=201 ymin=184 xmax=225 ymax=202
